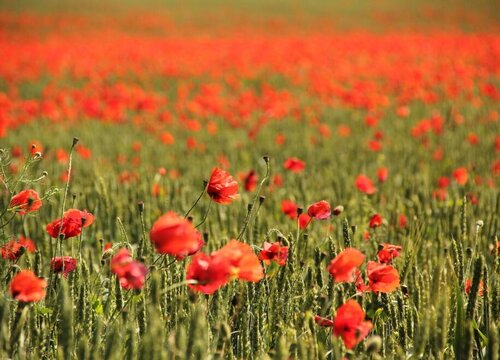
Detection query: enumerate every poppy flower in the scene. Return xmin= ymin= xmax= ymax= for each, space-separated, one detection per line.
xmin=243 ymin=170 xmax=258 ymax=192
xmin=110 ymin=249 xmax=148 ymax=290
xmin=9 ymin=189 xmax=42 ymax=215
xmin=314 ymin=315 xmax=334 ymax=327
xmin=377 ymin=244 xmax=402 ymax=264
xmin=367 ymin=261 xmax=400 ymax=293
xmin=207 ymin=168 xmax=239 ymax=205
xmin=186 ymin=252 xmax=231 ymax=294
xmin=1 ymin=236 xmax=36 ymax=261
xmin=283 ymin=157 xmax=305 ymax=172
xmin=398 ymin=214 xmax=408 ymax=228
xmin=307 ymin=200 xmax=331 ymax=220
xmin=298 ymin=213 xmax=311 ymax=229
xmin=258 ymin=241 xmax=288 ymax=266
xmin=333 ymin=300 xmax=372 ymax=349
xmin=355 ymin=175 xmax=376 ymax=195
xmin=437 ymin=176 xmax=450 ymax=188
xmin=453 ymin=167 xmax=468 ymax=185
xmin=150 ymin=211 xmax=203 ymax=258
xmin=9 ymin=270 xmax=47 ymax=302
xmin=46 ymin=209 xmax=94 ymax=239
xmin=281 ymin=200 xmax=298 ymax=219
xmin=327 ymin=248 xmax=365 ymax=283
xmin=465 ymin=279 xmax=484 ymax=296
xmin=50 ymin=256 xmax=77 ymax=277
xmin=214 ymin=240 xmax=264 ymax=282
xmin=369 ymin=214 xmax=383 ymax=228
xmin=377 ymin=167 xmax=388 ymax=183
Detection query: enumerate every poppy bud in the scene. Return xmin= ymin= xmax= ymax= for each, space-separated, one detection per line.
xmin=476 ymin=220 xmax=484 ymax=228
xmin=187 ymin=216 xmax=193 ymax=223
xmin=297 ymin=207 xmax=303 ymax=216
xmin=351 ymin=225 xmax=357 ymax=234
xmin=247 ymin=203 xmax=253 ymax=212
xmin=401 ymin=284 xmax=409 ymax=297
xmin=203 ymin=232 xmax=209 ymax=244
xmin=72 ymin=137 xmax=79 ymax=147
xmin=137 ymin=201 xmax=145 ymax=213
xmin=34 ymin=152 xmax=42 ymax=159
xmin=203 ymin=179 xmax=209 ymax=189
xmin=42 ymin=171 xmax=48 ymax=177
xmin=365 ymin=336 xmax=382 ymax=354
xmin=263 ymin=155 xmax=270 ymax=163
xmin=333 ymin=205 xmax=344 ymax=216
xmin=259 ymin=196 xmax=265 ymax=205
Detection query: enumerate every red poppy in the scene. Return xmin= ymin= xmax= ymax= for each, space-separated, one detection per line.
xmin=110 ymin=249 xmax=148 ymax=290
xmin=314 ymin=315 xmax=334 ymax=327
xmin=355 ymin=175 xmax=376 ymax=195
xmin=369 ymin=214 xmax=383 ymax=228
xmin=207 ymin=168 xmax=239 ymax=205
xmin=453 ymin=167 xmax=468 ymax=185
xmin=9 ymin=189 xmax=42 ymax=215
xmin=50 ymin=256 xmax=77 ymax=277
xmin=465 ymin=279 xmax=484 ymax=296
xmin=377 ymin=244 xmax=402 ymax=264
xmin=283 ymin=157 xmax=305 ymax=172
xmin=281 ymin=200 xmax=298 ymax=219
xmin=243 ymin=170 xmax=258 ymax=192
xmin=437 ymin=176 xmax=450 ymax=188
xmin=186 ymin=252 xmax=231 ymax=294
xmin=377 ymin=167 xmax=388 ymax=183
xmin=214 ymin=240 xmax=264 ymax=282
xmin=333 ymin=300 xmax=372 ymax=349
xmin=398 ymin=214 xmax=408 ymax=228
xmin=258 ymin=241 xmax=289 ymax=266
xmin=1 ymin=236 xmax=36 ymax=261
xmin=46 ymin=209 xmax=94 ymax=239
xmin=9 ymin=270 xmax=47 ymax=302
xmin=367 ymin=261 xmax=400 ymax=293
xmin=298 ymin=213 xmax=311 ymax=229
xmin=307 ymin=200 xmax=331 ymax=220
xmin=150 ymin=211 xmax=203 ymax=258
xmin=327 ymin=248 xmax=365 ymax=283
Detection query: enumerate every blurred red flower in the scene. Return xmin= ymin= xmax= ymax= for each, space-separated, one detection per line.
xmin=453 ymin=167 xmax=468 ymax=185
xmin=9 ymin=270 xmax=47 ymax=302
xmin=283 ymin=157 xmax=305 ymax=172
xmin=50 ymin=256 xmax=77 ymax=277
xmin=377 ymin=243 xmax=402 ymax=264
xmin=207 ymin=168 xmax=239 ymax=204
xmin=110 ymin=248 xmax=148 ymax=290
xmin=355 ymin=175 xmax=376 ymax=195
xmin=333 ymin=300 xmax=372 ymax=349
xmin=314 ymin=315 xmax=334 ymax=327
xmin=243 ymin=170 xmax=258 ymax=192
xmin=281 ymin=200 xmax=298 ymax=219
xmin=377 ymin=167 xmax=388 ymax=183
xmin=307 ymin=200 xmax=331 ymax=220
xmin=327 ymin=248 xmax=365 ymax=283
xmin=1 ymin=236 xmax=35 ymax=261
xmin=258 ymin=241 xmax=288 ymax=266
xmin=367 ymin=261 xmax=400 ymax=293
xmin=369 ymin=214 xmax=383 ymax=228
xmin=9 ymin=189 xmax=42 ymax=215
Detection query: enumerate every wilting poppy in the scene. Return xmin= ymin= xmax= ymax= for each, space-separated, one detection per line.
xmin=150 ymin=211 xmax=203 ymax=258
xmin=258 ymin=241 xmax=289 ymax=266
xmin=9 ymin=189 xmax=42 ymax=215
xmin=327 ymin=248 xmax=365 ymax=283
xmin=314 ymin=315 xmax=334 ymax=327
xmin=110 ymin=249 xmax=148 ymax=290
xmin=307 ymin=200 xmax=331 ymax=220
xmin=207 ymin=168 xmax=239 ymax=204
xmin=333 ymin=300 xmax=372 ymax=349
xmin=281 ymin=200 xmax=298 ymax=219
xmin=369 ymin=214 xmax=383 ymax=228
xmin=50 ymin=256 xmax=77 ymax=277
xmin=355 ymin=175 xmax=376 ymax=195
xmin=1 ymin=236 xmax=36 ymax=261
xmin=46 ymin=209 xmax=94 ymax=239
xmin=377 ymin=244 xmax=402 ymax=264
xmin=367 ymin=261 xmax=400 ymax=293
xmin=283 ymin=157 xmax=305 ymax=172
xmin=9 ymin=270 xmax=47 ymax=302
xmin=453 ymin=167 xmax=468 ymax=185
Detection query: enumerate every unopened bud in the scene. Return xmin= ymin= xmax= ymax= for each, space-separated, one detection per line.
xmin=72 ymin=137 xmax=79 ymax=147
xmin=262 ymin=155 xmax=270 ymax=163
xmin=137 ymin=201 xmax=145 ymax=213
xmin=259 ymin=196 xmax=265 ymax=205
xmin=333 ymin=205 xmax=344 ymax=216
xmin=297 ymin=207 xmax=303 ymax=216
xmin=365 ymin=335 xmax=382 ymax=354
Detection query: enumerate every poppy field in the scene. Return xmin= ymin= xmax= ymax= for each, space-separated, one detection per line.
xmin=0 ymin=0 xmax=499 ymax=359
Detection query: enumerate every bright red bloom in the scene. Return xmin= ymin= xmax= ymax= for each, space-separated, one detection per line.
xmin=327 ymin=248 xmax=365 ymax=283
xmin=377 ymin=243 xmax=402 ymax=264
xmin=207 ymin=168 xmax=239 ymax=204
xmin=333 ymin=300 xmax=372 ymax=349
xmin=367 ymin=261 xmax=400 ymax=293
xmin=9 ymin=270 xmax=47 ymax=303
xmin=377 ymin=167 xmax=388 ymax=183
xmin=150 ymin=211 xmax=203 ymax=258
xmin=110 ymin=248 xmax=148 ymax=290
xmin=1 ymin=236 xmax=36 ymax=261
xmin=243 ymin=170 xmax=258 ymax=192
xmin=9 ymin=189 xmax=42 ymax=215
xmin=453 ymin=167 xmax=468 ymax=185
xmin=437 ymin=176 xmax=450 ymax=188
xmin=369 ymin=214 xmax=383 ymax=228
xmin=398 ymin=214 xmax=408 ymax=228
xmin=355 ymin=175 xmax=376 ymax=195
xmin=50 ymin=256 xmax=77 ymax=277
xmin=46 ymin=209 xmax=94 ymax=239
xmin=186 ymin=252 xmax=231 ymax=294
xmin=307 ymin=200 xmax=331 ymax=220
xmin=283 ymin=157 xmax=305 ymax=172
xmin=258 ymin=241 xmax=289 ymax=266
xmin=314 ymin=315 xmax=334 ymax=327
xmin=214 ymin=240 xmax=264 ymax=282
xmin=298 ymin=213 xmax=311 ymax=229
xmin=281 ymin=200 xmax=298 ymax=219
xmin=465 ymin=279 xmax=484 ymax=296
